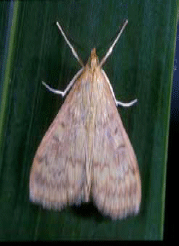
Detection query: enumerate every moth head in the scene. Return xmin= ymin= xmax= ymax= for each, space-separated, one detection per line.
xmin=89 ymin=48 xmax=99 ymax=69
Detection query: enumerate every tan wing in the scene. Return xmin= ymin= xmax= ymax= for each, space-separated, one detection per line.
xmin=29 ymin=69 xmax=92 ymax=210
xmin=91 ymin=71 xmax=141 ymax=220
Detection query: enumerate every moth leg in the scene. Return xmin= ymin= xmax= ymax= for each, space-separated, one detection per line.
xmin=56 ymin=22 xmax=84 ymax=67
xmin=102 ymin=70 xmax=137 ymax=107
xmin=99 ymin=19 xmax=128 ymax=67
xmin=115 ymin=99 xmax=137 ymax=107
xmin=42 ymin=68 xmax=84 ymax=97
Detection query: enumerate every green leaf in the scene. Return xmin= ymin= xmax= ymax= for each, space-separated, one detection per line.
xmin=0 ymin=0 xmax=177 ymax=240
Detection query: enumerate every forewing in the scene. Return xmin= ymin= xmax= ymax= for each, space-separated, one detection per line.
xmin=92 ymin=72 xmax=141 ymax=220
xmin=29 ymin=71 xmax=90 ymax=210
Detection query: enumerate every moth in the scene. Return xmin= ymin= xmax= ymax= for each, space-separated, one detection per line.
xmin=29 ymin=20 xmax=141 ymax=220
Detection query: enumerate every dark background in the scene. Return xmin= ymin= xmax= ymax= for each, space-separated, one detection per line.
xmin=164 ymin=22 xmax=178 ymax=241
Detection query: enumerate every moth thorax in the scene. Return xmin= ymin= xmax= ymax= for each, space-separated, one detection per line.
xmin=90 ymin=48 xmax=99 ymax=70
